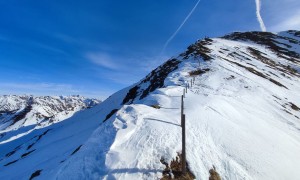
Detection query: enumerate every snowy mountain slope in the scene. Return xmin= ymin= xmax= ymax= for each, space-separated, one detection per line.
xmin=1 ymin=30 xmax=300 ymax=180
xmin=0 ymin=88 xmax=128 ymax=180
xmin=0 ymin=95 xmax=100 ymax=143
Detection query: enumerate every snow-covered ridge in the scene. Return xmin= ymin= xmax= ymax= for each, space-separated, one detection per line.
xmin=0 ymin=95 xmax=101 ymax=132
xmin=0 ymin=30 xmax=300 ymax=180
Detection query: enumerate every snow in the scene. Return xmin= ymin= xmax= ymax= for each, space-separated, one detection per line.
xmin=1 ymin=31 xmax=300 ymax=180
xmin=53 ymin=44 xmax=300 ymax=179
xmin=0 ymin=95 xmax=101 ymax=141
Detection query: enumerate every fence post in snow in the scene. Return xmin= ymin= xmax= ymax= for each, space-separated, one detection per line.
xmin=191 ymin=79 xmax=193 ymax=87
xmin=181 ymin=95 xmax=184 ymax=119
xmin=180 ymin=95 xmax=186 ymax=174
xmin=183 ymin=89 xmax=185 ymax=98
xmin=182 ymin=114 xmax=186 ymax=174
xmin=186 ymin=84 xmax=188 ymax=93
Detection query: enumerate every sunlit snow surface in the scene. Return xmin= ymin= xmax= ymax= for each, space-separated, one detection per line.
xmin=1 ymin=31 xmax=300 ymax=180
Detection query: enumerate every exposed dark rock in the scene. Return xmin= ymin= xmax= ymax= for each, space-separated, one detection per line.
xmin=37 ymin=129 xmax=51 ymax=141
xmin=122 ymin=59 xmax=181 ymax=104
xmin=122 ymin=86 xmax=139 ymax=105
xmin=272 ymin=95 xmax=281 ymax=100
xmin=247 ymin=47 xmax=299 ymax=77
xmin=287 ymin=30 xmax=300 ymax=37
xmin=227 ymin=51 xmax=252 ymax=61
xmin=4 ymin=159 xmax=18 ymax=166
xmin=5 ymin=150 xmax=17 ymax=158
xmin=181 ymin=38 xmax=213 ymax=60
xmin=27 ymin=143 xmax=35 ymax=150
xmin=189 ymin=68 xmax=210 ymax=76
xmin=222 ymin=31 xmax=300 ymax=62
xmin=71 ymin=145 xmax=82 ymax=156
xmin=284 ymin=109 xmax=293 ymax=115
xmin=21 ymin=149 xmax=36 ymax=158
xmin=29 ymin=169 xmax=42 ymax=180
xmin=5 ymin=145 xmax=22 ymax=157
xmin=104 ymin=109 xmax=119 ymax=122
xmin=12 ymin=105 xmax=32 ymax=125
xmin=27 ymin=129 xmax=51 ymax=150
xmin=290 ymin=103 xmax=300 ymax=111
xmin=140 ymin=59 xmax=181 ymax=99
xmin=225 ymin=75 xmax=235 ymax=80
xmin=222 ymin=57 xmax=288 ymax=89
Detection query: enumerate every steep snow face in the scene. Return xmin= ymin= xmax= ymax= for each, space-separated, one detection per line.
xmin=0 ymin=88 xmax=128 ymax=180
xmin=0 ymin=95 xmax=100 ymax=142
xmin=1 ymin=30 xmax=300 ymax=180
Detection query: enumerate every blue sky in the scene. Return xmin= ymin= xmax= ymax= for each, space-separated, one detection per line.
xmin=0 ymin=0 xmax=299 ymax=99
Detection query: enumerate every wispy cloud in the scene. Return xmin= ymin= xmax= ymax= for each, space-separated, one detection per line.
xmin=100 ymin=72 xmax=140 ymax=85
xmin=54 ymin=33 xmax=79 ymax=44
xmin=91 ymin=53 xmax=170 ymax=86
xmin=0 ymin=34 xmax=67 ymax=55
xmin=85 ymin=52 xmax=121 ymax=70
xmin=0 ymin=82 xmax=80 ymax=95
xmin=53 ymin=33 xmax=109 ymax=50
xmin=270 ymin=11 xmax=300 ymax=31
xmin=30 ymin=41 xmax=67 ymax=54
xmin=134 ymin=55 xmax=170 ymax=72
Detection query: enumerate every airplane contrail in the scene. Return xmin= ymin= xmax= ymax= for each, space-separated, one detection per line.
xmin=255 ymin=0 xmax=267 ymax=32
xmin=161 ymin=0 xmax=201 ymax=53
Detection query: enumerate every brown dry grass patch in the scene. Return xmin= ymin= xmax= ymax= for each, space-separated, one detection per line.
xmin=151 ymin=104 xmax=161 ymax=109
xmin=209 ymin=166 xmax=221 ymax=180
xmin=160 ymin=153 xmax=195 ymax=180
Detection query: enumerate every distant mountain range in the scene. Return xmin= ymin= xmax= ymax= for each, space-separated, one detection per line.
xmin=0 ymin=95 xmax=100 ymax=135
xmin=0 ymin=30 xmax=300 ymax=180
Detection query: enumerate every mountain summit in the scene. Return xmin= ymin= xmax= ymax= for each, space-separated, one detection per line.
xmin=0 ymin=30 xmax=300 ymax=180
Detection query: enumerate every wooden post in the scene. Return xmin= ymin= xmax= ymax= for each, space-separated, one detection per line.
xmin=183 ymin=89 xmax=185 ymax=98
xmin=193 ymin=77 xmax=195 ymax=84
xmin=190 ymin=79 xmax=193 ymax=87
xmin=182 ymin=114 xmax=186 ymax=174
xmin=181 ymin=95 xmax=184 ymax=120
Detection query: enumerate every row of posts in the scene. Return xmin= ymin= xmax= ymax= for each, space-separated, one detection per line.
xmin=183 ymin=76 xmax=195 ymax=98
xmin=181 ymin=76 xmax=195 ymax=174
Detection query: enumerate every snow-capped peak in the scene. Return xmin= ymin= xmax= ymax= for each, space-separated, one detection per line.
xmin=0 ymin=95 xmax=101 ymax=134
